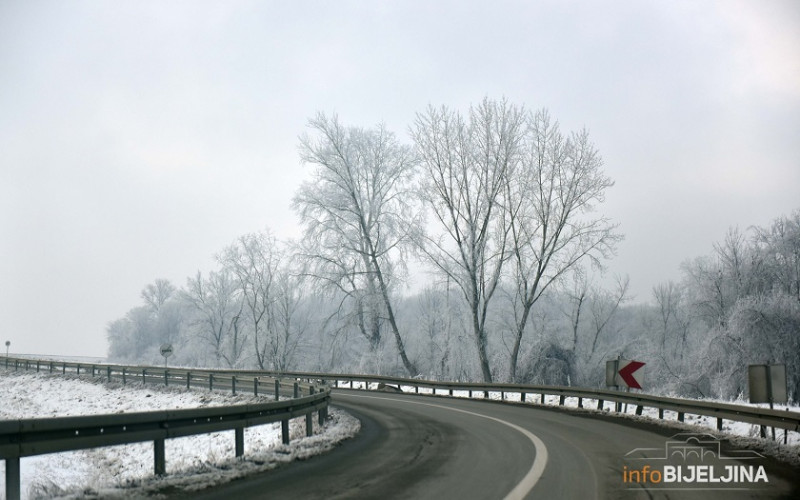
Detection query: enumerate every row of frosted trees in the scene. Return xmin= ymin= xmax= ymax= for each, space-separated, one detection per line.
xmin=106 ymin=97 xmax=799 ymax=401
xmin=106 ymin=210 xmax=799 ymax=401
xmin=109 ymin=98 xmax=621 ymax=383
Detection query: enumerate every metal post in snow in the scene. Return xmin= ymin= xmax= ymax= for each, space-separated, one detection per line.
xmin=281 ymin=419 xmax=290 ymax=444
xmin=235 ymin=427 xmax=244 ymax=457
xmin=5 ymin=456 xmax=20 ymax=500
xmin=154 ymin=439 xmax=166 ymax=475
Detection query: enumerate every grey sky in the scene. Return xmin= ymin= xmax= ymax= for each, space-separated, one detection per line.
xmin=2 ymin=1 xmax=798 ymax=357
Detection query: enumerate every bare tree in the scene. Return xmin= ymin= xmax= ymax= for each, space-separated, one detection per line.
xmin=505 ymin=109 xmax=621 ymax=381
xmin=293 ymin=113 xmax=419 ymax=376
xmin=268 ymin=267 xmax=308 ymax=372
xmin=141 ymin=279 xmax=176 ymax=314
xmin=219 ymin=231 xmax=280 ymax=370
xmin=588 ymin=275 xmax=630 ymax=356
xmin=181 ymin=270 xmax=245 ymax=367
xmin=411 ymin=97 xmax=525 ymax=382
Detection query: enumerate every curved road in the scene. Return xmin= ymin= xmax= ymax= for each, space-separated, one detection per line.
xmin=185 ymin=390 xmax=799 ymax=499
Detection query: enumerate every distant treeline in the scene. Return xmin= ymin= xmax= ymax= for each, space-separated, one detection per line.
xmin=106 ymin=98 xmax=800 ymax=402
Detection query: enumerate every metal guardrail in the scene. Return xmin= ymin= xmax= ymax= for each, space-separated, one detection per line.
xmin=247 ymin=369 xmax=800 ymax=435
xmin=0 ymin=357 xmax=330 ymax=500
xmin=3 ymin=356 xmax=798 ymax=499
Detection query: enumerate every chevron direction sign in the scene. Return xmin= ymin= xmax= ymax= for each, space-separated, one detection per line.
xmin=606 ymin=359 xmax=646 ymax=389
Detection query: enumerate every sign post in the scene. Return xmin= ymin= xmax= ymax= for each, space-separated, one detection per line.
xmin=160 ymin=343 xmax=173 ymax=369
xmin=4 ymin=340 xmax=8 ymax=357
xmin=748 ymin=363 xmax=787 ymax=440
xmin=606 ymin=358 xmax=645 ymax=389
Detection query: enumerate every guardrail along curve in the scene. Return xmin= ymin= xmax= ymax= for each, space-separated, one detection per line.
xmin=0 ymin=357 xmax=331 ymax=500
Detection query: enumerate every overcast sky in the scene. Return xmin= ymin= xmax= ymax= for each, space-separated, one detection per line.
xmin=2 ymin=1 xmax=798 ymax=357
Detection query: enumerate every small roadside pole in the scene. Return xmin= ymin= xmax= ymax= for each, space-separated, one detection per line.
xmin=748 ymin=363 xmax=788 ymax=441
xmin=160 ymin=343 xmax=173 ymax=370
xmin=606 ymin=356 xmax=646 ymax=413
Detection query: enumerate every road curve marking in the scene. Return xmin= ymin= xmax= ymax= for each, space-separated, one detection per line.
xmin=339 ymin=393 xmax=548 ymax=500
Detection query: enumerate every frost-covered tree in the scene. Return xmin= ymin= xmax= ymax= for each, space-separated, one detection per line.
xmin=411 ymin=97 xmax=525 ymax=382
xmin=181 ymin=270 xmax=245 ymax=367
xmin=504 ymin=109 xmax=620 ymax=381
xmin=293 ymin=113 xmax=419 ymax=376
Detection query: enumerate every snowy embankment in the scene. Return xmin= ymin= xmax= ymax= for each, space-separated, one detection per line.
xmin=0 ymin=370 xmax=359 ymax=500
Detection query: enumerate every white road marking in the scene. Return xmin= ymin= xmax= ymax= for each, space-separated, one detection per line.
xmin=339 ymin=392 xmax=548 ymax=500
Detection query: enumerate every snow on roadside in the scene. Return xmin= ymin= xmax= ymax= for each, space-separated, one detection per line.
xmin=0 ymin=370 xmax=359 ymax=500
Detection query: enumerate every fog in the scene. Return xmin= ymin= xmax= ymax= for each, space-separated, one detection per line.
xmin=1 ymin=0 xmax=798 ymax=357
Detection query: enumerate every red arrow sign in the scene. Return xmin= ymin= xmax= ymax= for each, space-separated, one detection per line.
xmin=618 ymin=361 xmax=645 ymax=389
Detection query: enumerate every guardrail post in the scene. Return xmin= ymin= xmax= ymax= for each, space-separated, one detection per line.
xmin=253 ymin=377 xmax=259 ymax=396
xmin=142 ymin=369 xmax=147 ymax=385
xmin=658 ymin=408 xmax=664 ymax=419
xmin=154 ymin=439 xmax=166 ymax=475
xmin=293 ymin=382 xmax=299 ymax=399
xmin=597 ymin=399 xmax=604 ymax=410
xmin=577 ymin=397 xmax=583 ymax=408
xmin=306 ymin=387 xmax=315 ymax=436
xmin=415 ymin=385 xmax=419 ymax=394
xmin=275 ymin=380 xmax=280 ymax=401
xmin=49 ymin=362 xmax=54 ymax=373
xmin=635 ymin=405 xmax=643 ymax=416
xmin=559 ymin=395 xmax=565 ymax=406
xmin=468 ymin=389 xmax=473 ymax=398
xmin=107 ymin=366 xmax=112 ymax=381
xmin=521 ymin=392 xmax=525 ymax=402
xmin=281 ymin=419 xmax=290 ymax=444
xmin=187 ymin=372 xmax=191 ymax=390
xmin=62 ymin=362 xmax=66 ymax=374
xmin=91 ymin=365 xmax=95 ymax=377
xmin=677 ymin=412 xmax=685 ymax=423
xmin=76 ymin=363 xmax=81 ymax=375
xmin=5 ymin=456 xmax=21 ymax=500
xmin=209 ymin=373 xmax=214 ymax=391
xmin=717 ymin=417 xmax=723 ymax=431
xmin=235 ymin=427 xmax=244 ymax=457
xmin=484 ymin=390 xmax=489 ymax=399
xmin=36 ymin=360 xmax=40 ymax=372
xmin=122 ymin=367 xmax=126 ymax=385
xmin=334 ymin=379 xmax=338 ymax=388
xmin=232 ymin=376 xmax=236 ymax=395
xmin=164 ymin=370 xmax=169 ymax=387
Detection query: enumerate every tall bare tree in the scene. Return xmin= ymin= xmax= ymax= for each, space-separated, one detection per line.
xmin=293 ymin=113 xmax=419 ymax=376
xmin=219 ymin=230 xmax=280 ymax=370
xmin=181 ymin=270 xmax=245 ymax=367
xmin=411 ymin=97 xmax=525 ymax=382
xmin=505 ymin=110 xmax=620 ymax=381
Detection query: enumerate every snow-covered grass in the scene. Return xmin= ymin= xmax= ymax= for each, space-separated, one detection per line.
xmin=0 ymin=370 xmax=359 ymax=500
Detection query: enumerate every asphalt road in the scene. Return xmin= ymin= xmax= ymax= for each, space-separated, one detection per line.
xmin=184 ymin=390 xmax=800 ymax=499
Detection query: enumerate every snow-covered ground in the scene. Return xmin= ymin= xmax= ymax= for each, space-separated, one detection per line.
xmin=0 ymin=370 xmax=359 ymax=500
